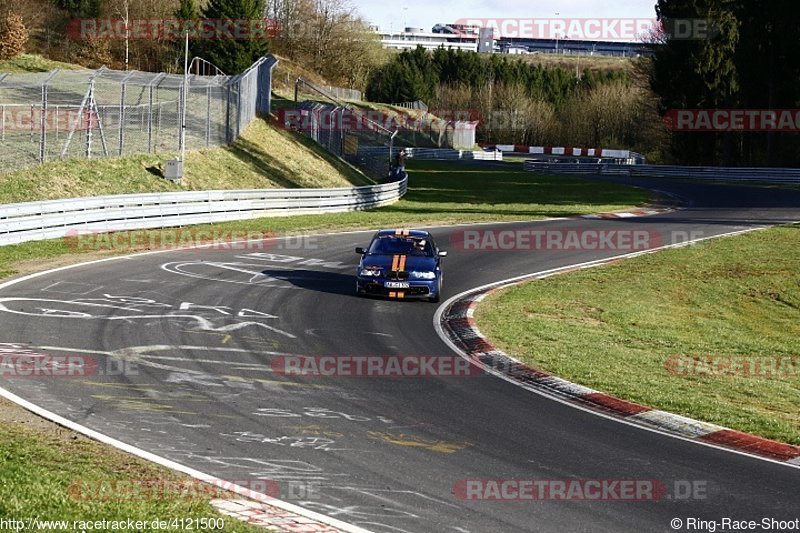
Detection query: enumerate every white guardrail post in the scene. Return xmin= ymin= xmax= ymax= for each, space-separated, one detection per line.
xmin=0 ymin=177 xmax=408 ymax=247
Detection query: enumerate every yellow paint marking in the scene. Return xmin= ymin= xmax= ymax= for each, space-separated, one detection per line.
xmin=367 ymin=432 xmax=472 ymax=454
xmin=179 ymin=329 xmax=228 ymax=338
xmin=81 ymin=382 xmax=162 ymax=390
xmin=222 ymin=335 xmax=232 ymax=344
xmin=178 ymin=330 xmax=275 ymax=346
xmin=91 ymin=395 xmax=212 ymax=402
xmin=100 ymin=400 xmax=187 ymax=413
xmin=220 ymin=375 xmax=330 ymax=388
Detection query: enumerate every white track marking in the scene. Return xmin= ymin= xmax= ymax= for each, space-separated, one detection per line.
xmin=434 ymin=223 xmax=800 ymax=471
xmin=0 ymin=386 xmax=373 ymax=533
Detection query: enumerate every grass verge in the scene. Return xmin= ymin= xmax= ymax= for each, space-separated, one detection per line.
xmin=0 ymin=54 xmax=84 ymax=73
xmin=474 ymin=225 xmax=800 ymax=444
xmin=0 ymin=159 xmax=649 ymax=280
xmin=0 ymin=399 xmax=266 ymax=531
xmin=0 ymin=118 xmax=370 ymax=204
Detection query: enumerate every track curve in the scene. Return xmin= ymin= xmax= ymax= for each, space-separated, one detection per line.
xmin=1 ymin=177 xmax=799 ymax=532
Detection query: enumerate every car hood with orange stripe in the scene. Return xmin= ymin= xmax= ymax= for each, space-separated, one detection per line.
xmin=360 ymin=253 xmax=438 ymax=274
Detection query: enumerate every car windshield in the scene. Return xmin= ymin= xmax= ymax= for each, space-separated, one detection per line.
xmin=368 ymin=236 xmax=434 ymax=257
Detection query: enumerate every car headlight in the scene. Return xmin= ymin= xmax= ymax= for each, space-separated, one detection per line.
xmin=410 ymin=271 xmax=436 ymax=280
xmin=359 ymin=269 xmax=382 ymax=277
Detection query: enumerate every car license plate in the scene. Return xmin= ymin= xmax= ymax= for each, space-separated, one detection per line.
xmin=384 ymin=282 xmax=410 ymax=289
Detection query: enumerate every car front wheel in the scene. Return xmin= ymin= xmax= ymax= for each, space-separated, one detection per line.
xmin=429 ymin=278 xmax=442 ymax=303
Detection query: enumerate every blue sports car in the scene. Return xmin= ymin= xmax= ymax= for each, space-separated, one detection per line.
xmin=355 ymin=229 xmax=447 ymax=302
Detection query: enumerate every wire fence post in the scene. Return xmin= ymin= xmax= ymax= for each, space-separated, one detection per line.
xmin=235 ymin=80 xmax=241 ymax=139
xmin=176 ymin=84 xmax=183 ymax=155
xmin=39 ymin=85 xmax=46 ymax=163
xmin=224 ymin=83 xmax=231 ymax=144
xmin=85 ymin=81 xmax=94 ymax=159
xmin=118 ymin=82 xmax=126 ymax=156
xmin=205 ymin=86 xmax=211 ymax=147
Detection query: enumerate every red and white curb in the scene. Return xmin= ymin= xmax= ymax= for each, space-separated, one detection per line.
xmin=435 ymin=229 xmax=800 ymax=469
xmin=581 ymin=206 xmax=673 ymax=219
xmin=482 ymin=144 xmax=637 ymax=160
xmin=212 ymin=500 xmax=343 ymax=532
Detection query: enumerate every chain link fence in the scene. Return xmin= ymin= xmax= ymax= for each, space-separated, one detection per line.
xmin=288 ymin=79 xmax=396 ymax=182
xmin=0 ymin=55 xmax=277 ymax=173
xmin=323 ymin=85 xmax=362 ymax=101
xmin=287 ymin=78 xmax=471 ymax=181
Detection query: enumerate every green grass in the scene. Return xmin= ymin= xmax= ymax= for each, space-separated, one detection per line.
xmin=0 ymin=400 xmax=266 ymax=531
xmin=0 ymin=54 xmax=84 ymax=73
xmin=475 ymin=225 xmax=800 ymax=444
xmin=0 ymin=119 xmax=371 ymax=204
xmin=0 ymin=159 xmax=648 ymax=280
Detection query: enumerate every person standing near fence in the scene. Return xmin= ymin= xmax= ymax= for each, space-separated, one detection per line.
xmin=394 ymin=148 xmax=407 ymax=177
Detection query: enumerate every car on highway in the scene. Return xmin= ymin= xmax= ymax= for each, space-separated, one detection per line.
xmin=355 ymin=229 xmax=447 ymax=302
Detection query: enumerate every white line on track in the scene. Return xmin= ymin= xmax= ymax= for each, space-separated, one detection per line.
xmin=433 ymin=223 xmax=800 ymax=471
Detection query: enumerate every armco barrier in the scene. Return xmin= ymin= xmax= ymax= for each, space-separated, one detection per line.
xmin=484 ymin=144 xmax=645 ymax=163
xmin=523 ymin=161 xmax=800 ymax=184
xmin=0 ymin=177 xmax=407 ymax=246
xmin=357 ymin=146 xmax=503 ymax=161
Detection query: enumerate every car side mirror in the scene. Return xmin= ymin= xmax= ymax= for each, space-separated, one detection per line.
xmin=355 ymin=247 xmax=365 ymax=254
xmin=438 ymin=250 xmax=448 ymax=257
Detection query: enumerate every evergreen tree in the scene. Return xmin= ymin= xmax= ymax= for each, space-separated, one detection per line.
xmin=651 ymin=0 xmax=800 ymax=165
xmin=51 ymin=0 xmax=101 ymax=17
xmin=174 ymin=0 xmax=200 ymax=67
xmin=196 ymin=0 xmax=267 ymax=74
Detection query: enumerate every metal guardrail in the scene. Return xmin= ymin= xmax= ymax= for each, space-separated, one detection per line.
xmin=0 ymin=178 xmax=407 ymax=247
xmin=523 ymin=162 xmax=800 ymax=184
xmin=358 ymin=146 xmax=503 ymax=161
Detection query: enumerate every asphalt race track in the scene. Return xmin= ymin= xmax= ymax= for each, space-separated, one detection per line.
xmin=1 ymin=177 xmax=799 ymax=532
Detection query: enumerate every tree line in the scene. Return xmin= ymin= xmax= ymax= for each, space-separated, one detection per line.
xmin=5 ymin=0 xmax=384 ymax=87
xmin=366 ymin=47 xmax=628 ymax=107
xmin=364 ymin=47 xmax=668 ymax=157
xmin=650 ymin=0 xmax=800 ymax=166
